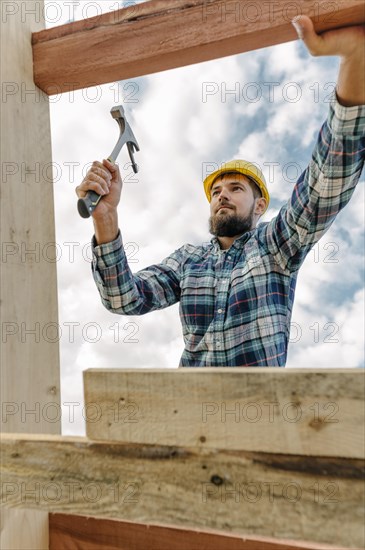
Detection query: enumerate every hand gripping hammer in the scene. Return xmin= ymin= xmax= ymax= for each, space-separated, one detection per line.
xmin=77 ymin=105 xmax=140 ymax=218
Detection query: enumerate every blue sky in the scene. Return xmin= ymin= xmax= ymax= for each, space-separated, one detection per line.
xmin=45 ymin=1 xmax=364 ymax=434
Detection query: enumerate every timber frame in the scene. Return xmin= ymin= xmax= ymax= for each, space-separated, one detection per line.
xmin=32 ymin=0 xmax=365 ymax=95
xmin=1 ymin=369 xmax=365 ymax=548
xmin=1 ymin=1 xmax=364 ymax=548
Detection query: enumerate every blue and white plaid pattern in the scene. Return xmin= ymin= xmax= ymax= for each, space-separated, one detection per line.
xmin=92 ymin=94 xmax=365 ymax=367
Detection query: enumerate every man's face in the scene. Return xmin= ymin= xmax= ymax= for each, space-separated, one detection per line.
xmin=208 ymin=173 xmax=257 ymax=237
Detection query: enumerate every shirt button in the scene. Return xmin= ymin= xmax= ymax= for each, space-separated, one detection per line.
xmin=216 ymin=341 xmax=221 ymax=347
xmin=218 ymin=308 xmax=223 ymax=314
xmin=222 ymin=279 xmax=228 ymax=284
xmin=228 ymin=255 xmax=232 ymax=260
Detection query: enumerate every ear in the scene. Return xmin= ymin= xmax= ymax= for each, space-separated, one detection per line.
xmin=254 ymin=197 xmax=267 ymax=215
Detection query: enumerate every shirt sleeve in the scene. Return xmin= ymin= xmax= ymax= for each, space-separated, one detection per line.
xmin=261 ymin=92 xmax=365 ymax=272
xmin=91 ymin=231 xmax=183 ymax=315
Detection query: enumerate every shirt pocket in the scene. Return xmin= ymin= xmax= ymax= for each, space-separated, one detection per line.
xmin=232 ymin=246 xmax=266 ymax=285
xmin=179 ymin=271 xmax=216 ymax=334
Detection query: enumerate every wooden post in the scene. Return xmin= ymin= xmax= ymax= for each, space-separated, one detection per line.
xmin=0 ymin=1 xmax=60 ymax=547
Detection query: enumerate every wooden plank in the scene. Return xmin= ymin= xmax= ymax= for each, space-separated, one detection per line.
xmin=83 ymin=368 xmax=364 ymax=459
xmin=49 ymin=513 xmax=353 ymax=550
xmin=32 ymin=0 xmax=365 ymax=95
xmin=1 ymin=434 xmax=364 ymax=548
xmin=1 ymin=0 xmax=60 ymax=547
xmin=0 ymin=510 xmax=48 ymax=550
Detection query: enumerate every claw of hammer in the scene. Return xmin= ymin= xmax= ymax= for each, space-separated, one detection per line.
xmin=77 ymin=105 xmax=140 ymax=219
xmin=108 ymin=105 xmax=140 ymax=169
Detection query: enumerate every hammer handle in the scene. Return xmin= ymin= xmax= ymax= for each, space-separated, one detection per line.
xmin=77 ymin=190 xmax=102 ymax=219
xmin=77 ymin=157 xmax=115 ymax=218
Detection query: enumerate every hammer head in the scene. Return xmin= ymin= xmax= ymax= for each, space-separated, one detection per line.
xmin=110 ymin=105 xmax=125 ymax=120
xmin=110 ymin=105 xmax=126 ymax=139
xmin=108 ymin=104 xmax=139 ymax=171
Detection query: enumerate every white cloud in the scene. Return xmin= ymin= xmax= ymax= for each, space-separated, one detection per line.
xmin=287 ymin=288 xmax=365 ymax=368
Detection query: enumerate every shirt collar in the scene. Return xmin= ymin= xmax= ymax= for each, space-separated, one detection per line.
xmin=210 ymin=230 xmax=254 ymax=253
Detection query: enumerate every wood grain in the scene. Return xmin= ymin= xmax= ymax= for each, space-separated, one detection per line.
xmin=49 ymin=513 xmax=355 ymax=550
xmin=0 ymin=509 xmax=48 ymax=550
xmin=1 ymin=0 xmax=60 ymax=547
xmin=1 ymin=433 xmax=364 ymax=548
xmin=0 ymin=4 xmax=61 ymax=435
xmin=83 ymin=368 xmax=365 ymax=459
xmin=32 ymin=0 xmax=365 ymax=94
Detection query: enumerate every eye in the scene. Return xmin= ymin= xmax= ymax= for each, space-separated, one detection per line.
xmin=233 ymin=185 xmax=242 ymax=191
xmin=211 ymin=189 xmax=219 ymax=197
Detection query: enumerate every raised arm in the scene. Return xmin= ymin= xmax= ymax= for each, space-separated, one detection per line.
xmin=260 ymin=17 xmax=365 ymax=272
xmin=76 ymin=156 xmax=183 ymax=315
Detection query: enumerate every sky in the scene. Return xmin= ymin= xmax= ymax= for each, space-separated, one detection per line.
xmin=44 ymin=1 xmax=364 ymax=435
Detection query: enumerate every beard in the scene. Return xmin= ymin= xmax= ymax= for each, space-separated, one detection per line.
xmin=209 ymin=203 xmax=255 ymax=237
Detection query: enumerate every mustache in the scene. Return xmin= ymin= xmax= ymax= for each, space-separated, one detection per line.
xmin=216 ymin=202 xmax=234 ymax=212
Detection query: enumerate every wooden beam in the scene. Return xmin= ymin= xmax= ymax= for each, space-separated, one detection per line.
xmin=1 ymin=433 xmax=364 ymax=548
xmin=48 ymin=513 xmax=353 ymax=550
xmin=32 ymin=0 xmax=365 ymax=95
xmin=1 ymin=0 xmax=60 ymax=547
xmin=83 ymin=368 xmax=364 ymax=459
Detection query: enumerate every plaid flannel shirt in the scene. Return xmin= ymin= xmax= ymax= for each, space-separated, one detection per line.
xmin=92 ymin=94 xmax=365 ymax=367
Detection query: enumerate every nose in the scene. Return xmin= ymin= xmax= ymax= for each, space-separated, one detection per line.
xmin=217 ymin=187 xmax=230 ymax=201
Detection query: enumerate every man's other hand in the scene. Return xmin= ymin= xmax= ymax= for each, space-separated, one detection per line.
xmin=292 ymin=15 xmax=365 ymax=60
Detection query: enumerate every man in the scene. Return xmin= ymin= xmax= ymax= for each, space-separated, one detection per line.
xmin=76 ymin=16 xmax=365 ymax=367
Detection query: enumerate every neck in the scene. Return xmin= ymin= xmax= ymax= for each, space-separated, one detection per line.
xmin=217 ymin=235 xmax=241 ymax=250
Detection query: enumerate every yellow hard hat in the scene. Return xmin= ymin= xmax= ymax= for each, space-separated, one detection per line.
xmin=203 ymin=160 xmax=269 ymax=212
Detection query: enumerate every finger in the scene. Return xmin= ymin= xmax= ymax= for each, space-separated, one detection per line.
xmin=291 ymin=15 xmax=326 ymax=56
xmin=87 ymin=173 xmax=110 ymax=194
xmin=91 ymin=160 xmax=106 ymax=171
xmin=90 ymin=163 xmax=112 ymax=182
xmin=75 ymin=185 xmax=85 ymax=198
xmin=103 ymin=158 xmax=120 ymax=176
xmin=77 ymin=176 xmax=108 ymax=198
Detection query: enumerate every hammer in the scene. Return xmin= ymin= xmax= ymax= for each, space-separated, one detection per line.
xmin=77 ymin=105 xmax=140 ymax=218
